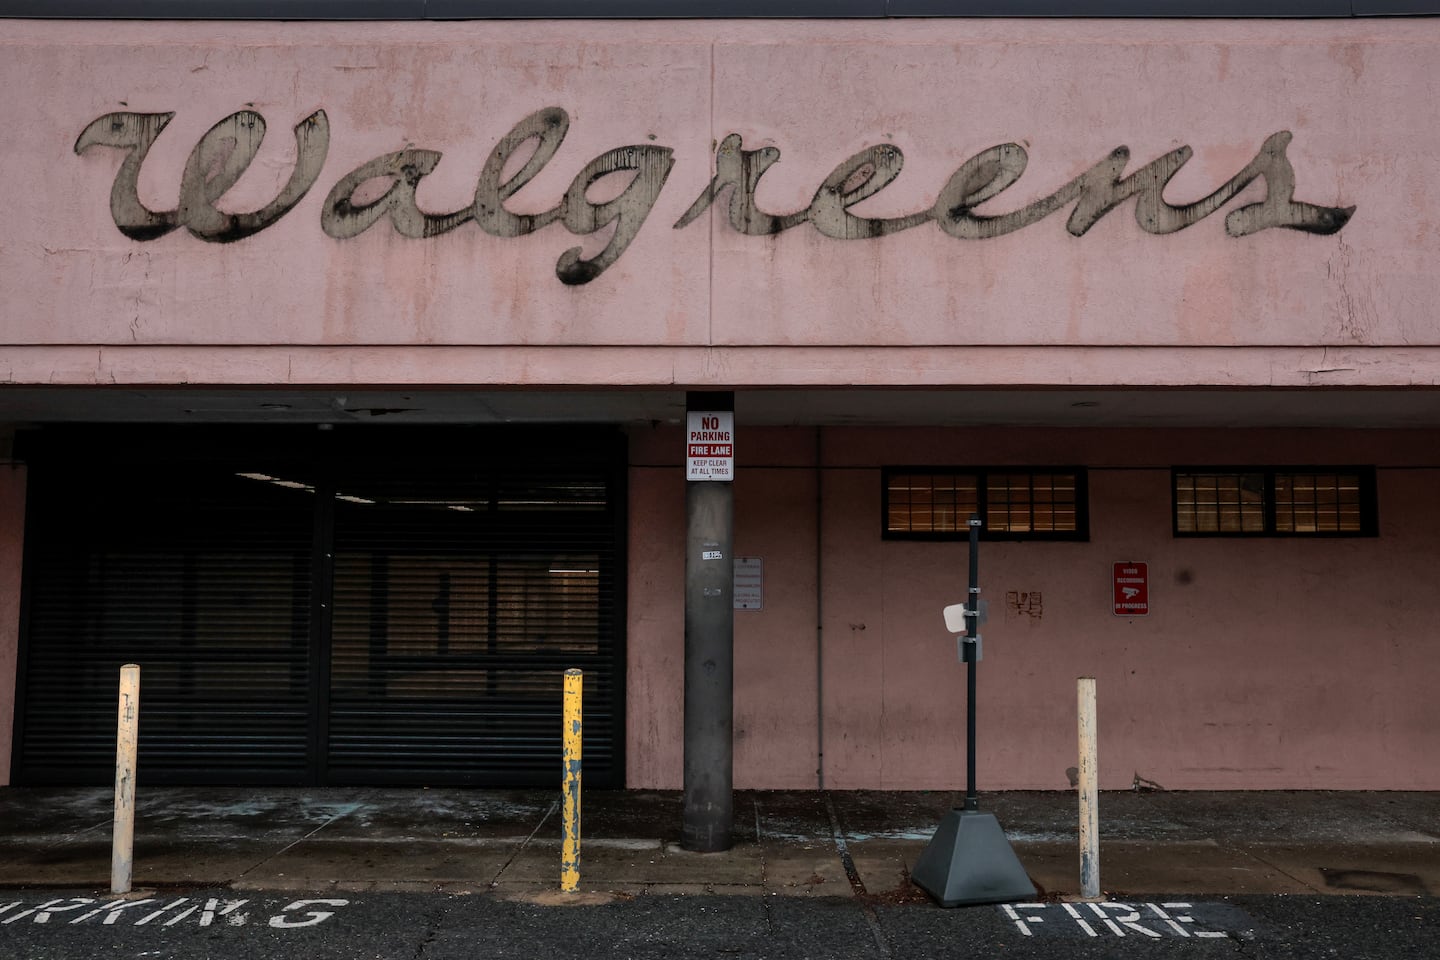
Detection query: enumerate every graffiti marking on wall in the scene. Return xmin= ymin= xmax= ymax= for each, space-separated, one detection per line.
xmin=75 ymin=107 xmax=1356 ymax=285
xmin=1006 ymin=590 xmax=1043 ymax=620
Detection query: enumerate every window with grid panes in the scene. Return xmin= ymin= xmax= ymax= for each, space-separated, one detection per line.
xmin=1172 ymin=468 xmax=1376 ymax=536
xmin=883 ymin=468 xmax=1087 ymax=540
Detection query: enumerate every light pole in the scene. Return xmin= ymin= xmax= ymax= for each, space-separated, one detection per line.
xmin=911 ymin=515 xmax=1036 ymax=908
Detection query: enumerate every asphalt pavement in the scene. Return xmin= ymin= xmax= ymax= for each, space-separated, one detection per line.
xmin=0 ymin=888 xmax=1437 ymax=960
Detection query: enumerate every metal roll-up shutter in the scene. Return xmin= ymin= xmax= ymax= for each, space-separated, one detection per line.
xmin=16 ymin=454 xmax=315 ymax=785
xmin=15 ymin=426 xmax=626 ymax=788
xmin=325 ymin=447 xmax=623 ymax=787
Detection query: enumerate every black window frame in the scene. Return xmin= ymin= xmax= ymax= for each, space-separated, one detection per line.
xmin=1171 ymin=465 xmax=1378 ymax=538
xmin=882 ymin=466 xmax=1089 ymax=542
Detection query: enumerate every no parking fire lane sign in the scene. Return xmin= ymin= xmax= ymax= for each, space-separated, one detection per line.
xmin=687 ymin=411 xmax=734 ymax=481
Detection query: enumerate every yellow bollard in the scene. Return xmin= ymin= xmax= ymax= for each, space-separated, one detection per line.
xmin=112 ymin=663 xmax=140 ymax=895
xmin=560 ymin=668 xmax=583 ymax=892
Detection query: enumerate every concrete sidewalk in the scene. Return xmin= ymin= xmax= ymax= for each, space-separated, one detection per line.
xmin=1 ymin=788 xmax=1437 ymax=901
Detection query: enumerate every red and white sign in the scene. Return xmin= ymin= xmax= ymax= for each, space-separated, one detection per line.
xmin=1113 ymin=562 xmax=1149 ymax=616
xmin=687 ymin=411 xmax=734 ymax=481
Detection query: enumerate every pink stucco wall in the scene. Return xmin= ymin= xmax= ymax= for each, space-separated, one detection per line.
xmin=627 ymin=427 xmax=1440 ymax=790
xmin=4 ymin=20 xmax=1440 ymax=789
xmin=0 ymin=20 xmax=1438 ymax=389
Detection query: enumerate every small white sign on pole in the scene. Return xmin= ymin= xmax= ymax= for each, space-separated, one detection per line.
xmin=733 ymin=557 xmax=763 ymax=610
xmin=686 ymin=411 xmax=735 ymax=481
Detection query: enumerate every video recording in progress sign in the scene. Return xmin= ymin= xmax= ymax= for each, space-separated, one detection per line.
xmin=687 ymin=411 xmax=734 ymax=481
xmin=1113 ymin=562 xmax=1149 ymax=616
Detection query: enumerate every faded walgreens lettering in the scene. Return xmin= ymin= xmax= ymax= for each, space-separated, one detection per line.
xmin=74 ymin=111 xmax=330 ymax=243
xmin=0 ymin=897 xmax=348 ymax=928
xmin=75 ymin=107 xmax=1355 ymax=284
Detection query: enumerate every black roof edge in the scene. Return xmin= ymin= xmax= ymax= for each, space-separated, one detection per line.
xmin=3 ymin=0 xmax=1439 ymax=19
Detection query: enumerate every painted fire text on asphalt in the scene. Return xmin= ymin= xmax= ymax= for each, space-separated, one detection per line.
xmin=1000 ymin=901 xmax=1256 ymax=940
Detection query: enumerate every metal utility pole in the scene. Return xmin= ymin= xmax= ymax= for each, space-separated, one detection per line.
xmin=682 ymin=391 xmax=735 ymax=852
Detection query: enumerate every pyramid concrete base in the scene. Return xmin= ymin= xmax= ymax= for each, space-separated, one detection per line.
xmin=911 ymin=809 xmax=1037 ymax=908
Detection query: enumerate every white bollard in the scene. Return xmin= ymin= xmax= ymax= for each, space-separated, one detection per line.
xmin=1077 ymin=676 xmax=1099 ymax=899
xmin=112 ymin=663 xmax=140 ymax=894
